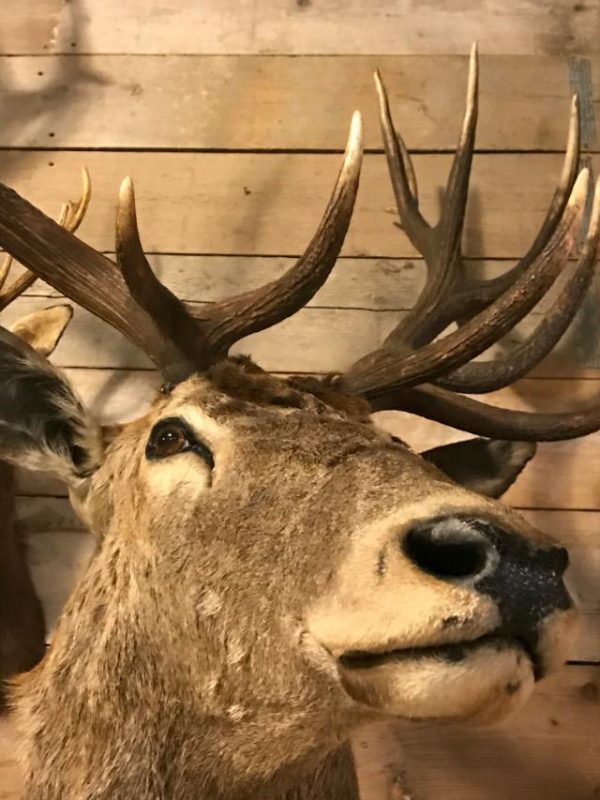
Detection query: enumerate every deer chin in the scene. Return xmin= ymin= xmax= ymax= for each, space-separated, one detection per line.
xmin=336 ymin=633 xmax=536 ymax=723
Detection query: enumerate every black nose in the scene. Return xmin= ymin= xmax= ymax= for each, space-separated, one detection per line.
xmin=402 ymin=515 xmax=572 ymax=638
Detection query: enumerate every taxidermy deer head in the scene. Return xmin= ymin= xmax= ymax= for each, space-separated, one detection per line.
xmin=0 ymin=176 xmax=88 ymax=710
xmin=0 ymin=47 xmax=597 ymax=799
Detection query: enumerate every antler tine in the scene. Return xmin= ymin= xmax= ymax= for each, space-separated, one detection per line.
xmin=435 ymin=42 xmax=478 ymax=268
xmin=0 ymin=168 xmax=92 ymax=312
xmin=342 ymin=168 xmax=590 ymax=397
xmin=437 ymin=175 xmax=600 ymax=393
xmin=193 ymin=111 xmax=363 ymax=358
xmin=60 ymin=167 xmax=92 ymax=233
xmin=427 ymin=96 xmax=582 ymax=393
xmin=372 ymin=53 xmax=580 ymax=361
xmin=374 ymin=71 xmax=428 ymax=253
xmin=387 ymin=381 xmax=600 ymax=442
xmin=0 ymin=179 xmax=194 ymax=381
xmin=116 ymin=112 xmax=362 ymax=367
xmin=0 ymin=267 xmax=37 ymax=311
xmin=115 ymin=176 xmax=203 ymax=375
xmin=377 ymin=45 xmax=479 ymax=352
xmin=456 ymin=93 xmax=581 ymax=318
xmin=0 ymin=255 xmax=12 ymax=292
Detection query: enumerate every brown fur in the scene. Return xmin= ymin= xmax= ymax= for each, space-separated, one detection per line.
xmin=1 ymin=364 xmax=575 ymax=800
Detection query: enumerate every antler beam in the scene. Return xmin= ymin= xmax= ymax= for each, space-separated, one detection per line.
xmin=336 ymin=48 xmax=600 ymax=441
xmin=0 ymin=169 xmax=91 ymax=311
xmin=0 ymin=113 xmax=363 ymax=383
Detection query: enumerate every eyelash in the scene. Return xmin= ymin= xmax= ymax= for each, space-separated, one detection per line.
xmin=146 ymin=417 xmax=214 ymax=469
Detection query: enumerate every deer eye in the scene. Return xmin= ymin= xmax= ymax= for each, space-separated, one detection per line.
xmin=146 ymin=417 xmax=214 ymax=468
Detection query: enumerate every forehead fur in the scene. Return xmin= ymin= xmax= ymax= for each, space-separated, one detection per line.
xmin=154 ymin=358 xmax=374 ymax=426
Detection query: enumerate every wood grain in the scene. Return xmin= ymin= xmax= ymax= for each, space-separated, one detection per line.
xmin=14 ymin=253 xmax=600 ymax=376
xmin=10 ymin=0 xmax=597 ymax=56
xmin=354 ymin=665 xmax=600 ymax=800
xmin=1 ymin=151 xmax=597 ymax=258
xmin=0 ymin=0 xmax=62 ymax=55
xmin=0 ymin=55 xmax=594 ymax=151
xmin=13 ymin=255 xmax=587 ymax=312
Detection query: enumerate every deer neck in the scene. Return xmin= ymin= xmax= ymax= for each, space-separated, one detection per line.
xmin=15 ymin=540 xmax=360 ymax=800
xmin=19 ymin=690 xmax=359 ymax=800
xmin=225 ymin=743 xmax=359 ymax=800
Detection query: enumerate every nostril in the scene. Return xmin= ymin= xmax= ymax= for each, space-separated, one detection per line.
xmin=402 ymin=517 xmax=493 ymax=581
xmin=550 ymin=546 xmax=569 ymax=576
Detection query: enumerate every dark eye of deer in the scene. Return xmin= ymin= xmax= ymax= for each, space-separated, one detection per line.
xmin=146 ymin=418 xmax=214 ymax=469
xmin=153 ymin=424 xmax=188 ymax=457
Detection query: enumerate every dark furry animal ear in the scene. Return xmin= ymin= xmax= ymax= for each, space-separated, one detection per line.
xmin=0 ymin=325 xmax=102 ymax=484
xmin=421 ymin=438 xmax=537 ymax=498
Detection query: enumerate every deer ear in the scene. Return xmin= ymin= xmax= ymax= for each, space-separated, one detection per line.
xmin=9 ymin=304 xmax=73 ymax=357
xmin=421 ymin=438 xmax=537 ymax=498
xmin=0 ymin=324 xmax=102 ymax=485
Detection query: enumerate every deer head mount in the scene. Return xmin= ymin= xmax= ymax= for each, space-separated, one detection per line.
xmin=0 ymin=171 xmax=89 ymax=709
xmin=0 ymin=47 xmax=597 ymax=799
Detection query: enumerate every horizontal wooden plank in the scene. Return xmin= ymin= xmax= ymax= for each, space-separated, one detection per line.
xmin=12 ymin=369 xmax=600 ymax=510
xmin=13 ymin=255 xmax=586 ymax=311
xmin=355 ymin=665 xmax=600 ymax=800
xmin=14 ymin=253 xmax=600 ymax=376
xmin=15 ymin=257 xmax=515 ymax=308
xmin=26 ymin=0 xmax=599 ymax=56
xmin=1 ymin=55 xmax=594 ymax=151
xmin=0 ymin=666 xmax=597 ymax=799
xmin=1 ymin=151 xmax=596 ymax=258
xmin=16 ymin=500 xmax=600 ymax=662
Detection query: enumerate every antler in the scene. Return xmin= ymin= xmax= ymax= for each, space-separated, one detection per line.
xmin=0 ymin=112 xmax=363 ymax=384
xmin=0 ymin=69 xmax=597 ymax=444
xmin=337 ymin=45 xmax=600 ymax=441
xmin=0 ymin=168 xmax=91 ymax=311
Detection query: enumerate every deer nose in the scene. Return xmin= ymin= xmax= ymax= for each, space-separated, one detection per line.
xmin=402 ymin=516 xmax=571 ymax=615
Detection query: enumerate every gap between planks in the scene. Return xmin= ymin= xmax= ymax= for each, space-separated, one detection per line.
xmin=2 ymin=151 xmax=598 ymax=259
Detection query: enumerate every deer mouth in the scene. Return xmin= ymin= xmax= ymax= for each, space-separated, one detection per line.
xmin=333 ymin=631 xmax=542 ymax=722
xmin=339 ymin=631 xmax=540 ymax=677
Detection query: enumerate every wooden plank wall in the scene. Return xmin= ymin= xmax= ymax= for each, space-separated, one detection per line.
xmin=0 ymin=2 xmax=599 ymax=799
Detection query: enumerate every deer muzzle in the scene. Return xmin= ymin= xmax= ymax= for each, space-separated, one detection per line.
xmin=306 ymin=510 xmax=578 ymax=724
xmin=401 ymin=515 xmax=572 ymax=679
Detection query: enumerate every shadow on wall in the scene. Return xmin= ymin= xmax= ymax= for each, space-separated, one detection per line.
xmin=0 ymin=0 xmax=104 ymax=183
